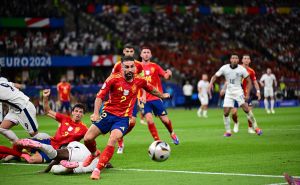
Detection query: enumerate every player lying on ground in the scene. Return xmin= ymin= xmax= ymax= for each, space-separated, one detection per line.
xmin=16 ymin=139 xmax=112 ymax=174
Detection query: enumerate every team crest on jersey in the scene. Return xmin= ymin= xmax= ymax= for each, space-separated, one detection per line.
xmin=151 ymin=67 xmax=155 ymax=73
xmin=75 ymin=127 xmax=80 ymax=133
xmin=123 ymin=90 xmax=129 ymax=96
xmin=145 ymin=70 xmax=150 ymax=75
xmin=131 ymin=84 xmax=137 ymax=93
xmin=67 ymin=126 xmax=73 ymax=132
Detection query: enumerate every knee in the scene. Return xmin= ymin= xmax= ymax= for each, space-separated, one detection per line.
xmin=29 ymin=131 xmax=38 ymax=137
xmin=84 ymin=134 xmax=94 ymax=143
xmin=224 ymin=113 xmax=230 ymax=117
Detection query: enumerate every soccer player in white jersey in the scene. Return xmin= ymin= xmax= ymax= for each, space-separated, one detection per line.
xmin=197 ymin=74 xmax=210 ymax=118
xmin=0 ymin=77 xmax=40 ymax=143
xmin=259 ymin=68 xmax=277 ymax=114
xmin=16 ymin=138 xmax=112 ymax=174
xmin=209 ymin=54 xmax=262 ymax=136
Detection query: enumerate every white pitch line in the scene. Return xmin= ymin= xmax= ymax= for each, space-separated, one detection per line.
xmin=265 ymin=183 xmax=288 ymax=185
xmin=1 ymin=163 xmax=288 ymax=178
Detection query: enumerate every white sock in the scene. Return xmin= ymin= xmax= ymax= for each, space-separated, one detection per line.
xmin=0 ymin=128 xmax=19 ymax=143
xmin=246 ymin=111 xmax=258 ymax=129
xmin=223 ymin=115 xmax=231 ymax=132
xmin=264 ymin=99 xmax=269 ymax=110
xmin=197 ymin=108 xmax=202 ymax=116
xmin=270 ymin=99 xmax=275 ymax=110
xmin=203 ymin=110 xmax=207 ymax=117
xmin=40 ymin=144 xmax=57 ymax=159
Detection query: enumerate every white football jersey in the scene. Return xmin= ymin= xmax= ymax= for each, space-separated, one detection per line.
xmin=197 ymin=80 xmax=209 ymax=95
xmin=260 ymin=74 xmax=276 ymax=88
xmin=215 ymin=64 xmax=249 ymax=93
xmin=0 ymin=80 xmax=29 ymax=111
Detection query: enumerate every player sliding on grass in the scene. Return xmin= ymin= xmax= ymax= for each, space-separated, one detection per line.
xmin=82 ymin=56 xmax=170 ymax=180
xmin=209 ymin=54 xmax=262 ymax=137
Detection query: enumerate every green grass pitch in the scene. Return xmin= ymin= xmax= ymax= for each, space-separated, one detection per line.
xmin=1 ymin=107 xmax=300 ymax=185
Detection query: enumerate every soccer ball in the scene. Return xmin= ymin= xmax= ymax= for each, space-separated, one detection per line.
xmin=148 ymin=140 xmax=171 ymax=162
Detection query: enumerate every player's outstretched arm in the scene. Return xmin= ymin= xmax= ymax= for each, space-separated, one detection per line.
xmin=149 ymin=88 xmax=170 ymax=99
xmin=43 ymin=89 xmax=56 ymax=119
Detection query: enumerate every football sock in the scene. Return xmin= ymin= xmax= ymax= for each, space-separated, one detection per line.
xmin=162 ymin=120 xmax=173 ymax=134
xmin=96 ymin=145 xmax=115 ymax=171
xmin=40 ymin=143 xmax=57 ymax=159
xmin=0 ymin=128 xmax=19 ymax=143
xmin=232 ymin=113 xmax=238 ymax=124
xmin=246 ymin=111 xmax=258 ymax=129
xmin=147 ymin=122 xmax=160 ymax=140
xmin=0 ymin=146 xmax=21 ymax=157
xmin=197 ymin=108 xmax=202 ymax=116
xmin=84 ymin=140 xmax=97 ymax=154
xmin=264 ymin=99 xmax=269 ymax=110
xmin=223 ymin=115 xmax=231 ymax=132
xmin=203 ymin=110 xmax=207 ymax=117
xmin=270 ymin=99 xmax=275 ymax=110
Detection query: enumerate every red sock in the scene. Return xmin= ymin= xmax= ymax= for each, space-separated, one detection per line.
xmin=248 ymin=119 xmax=253 ymax=128
xmin=118 ymin=138 xmax=123 ymax=147
xmin=232 ymin=114 xmax=238 ymax=124
xmin=147 ymin=122 xmax=160 ymax=140
xmin=84 ymin=140 xmax=97 ymax=154
xmin=0 ymin=146 xmax=22 ymax=157
xmin=96 ymin=145 xmax=115 ymax=170
xmin=162 ymin=120 xmax=173 ymax=134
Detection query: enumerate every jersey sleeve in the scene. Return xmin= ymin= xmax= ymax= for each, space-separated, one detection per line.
xmin=241 ymin=67 xmax=249 ymax=78
xmin=96 ymin=76 xmax=114 ymax=99
xmin=260 ymin=75 xmax=265 ymax=83
xmin=136 ymin=62 xmax=144 ymax=75
xmin=215 ymin=66 xmax=225 ymax=77
xmin=55 ymin=112 xmax=65 ymax=122
xmin=156 ymin=64 xmax=166 ymax=77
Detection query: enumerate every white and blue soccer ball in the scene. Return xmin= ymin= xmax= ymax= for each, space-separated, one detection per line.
xmin=148 ymin=140 xmax=171 ymax=162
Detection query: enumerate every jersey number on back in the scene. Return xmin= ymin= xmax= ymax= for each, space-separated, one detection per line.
xmin=0 ymin=83 xmax=14 ymax=91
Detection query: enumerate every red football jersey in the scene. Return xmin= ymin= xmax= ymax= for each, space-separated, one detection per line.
xmin=242 ymin=66 xmax=257 ymax=95
xmin=57 ymin=82 xmax=71 ymax=101
xmin=96 ymin=73 xmax=155 ymax=117
xmin=142 ymin=62 xmax=166 ymax=101
xmin=50 ymin=113 xmax=88 ymax=149
xmin=111 ymin=60 xmax=144 ymax=75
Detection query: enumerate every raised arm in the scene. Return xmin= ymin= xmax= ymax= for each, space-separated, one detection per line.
xmin=43 ymin=89 xmax=57 ymax=119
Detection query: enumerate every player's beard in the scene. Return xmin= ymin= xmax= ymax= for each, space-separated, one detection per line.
xmin=230 ymin=63 xmax=238 ymax=69
xmin=125 ymin=72 xmax=134 ymax=81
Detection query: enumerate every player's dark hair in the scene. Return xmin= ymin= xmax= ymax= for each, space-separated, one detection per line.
xmin=242 ymin=54 xmax=251 ymax=58
xmin=121 ymin=56 xmax=135 ymax=63
xmin=141 ymin=46 xmax=151 ymax=51
xmin=72 ymin=103 xmax=86 ymax=113
xmin=123 ymin=43 xmax=134 ymax=49
xmin=230 ymin=53 xmax=239 ymax=58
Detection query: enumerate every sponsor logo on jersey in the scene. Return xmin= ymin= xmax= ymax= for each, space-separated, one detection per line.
xmin=123 ymin=90 xmax=129 ymax=96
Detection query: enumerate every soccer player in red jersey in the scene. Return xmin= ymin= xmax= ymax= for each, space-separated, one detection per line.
xmin=4 ymin=89 xmax=88 ymax=163
xmin=111 ymin=44 xmax=144 ymax=154
xmin=140 ymin=46 xmax=179 ymax=145
xmin=57 ymin=76 xmax=71 ymax=114
xmin=83 ymin=56 xmax=170 ymax=180
xmin=220 ymin=54 xmax=262 ymax=135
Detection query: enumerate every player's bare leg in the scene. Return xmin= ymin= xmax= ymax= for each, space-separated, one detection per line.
xmin=247 ymin=106 xmax=255 ymax=134
xmin=240 ymin=103 xmax=262 ymax=135
xmin=223 ymin=107 xmax=232 ymax=137
xmin=159 ymin=115 xmax=179 ymax=145
xmin=83 ymin=124 xmax=101 ymax=167
xmin=117 ymin=117 xmax=136 ymax=154
xmin=91 ymin=129 xmax=122 ymax=180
